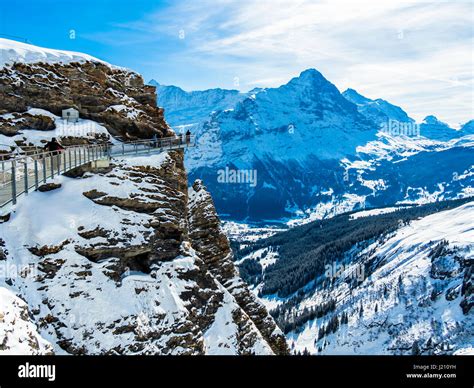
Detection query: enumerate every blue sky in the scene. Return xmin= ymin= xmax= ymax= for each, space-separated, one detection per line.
xmin=0 ymin=0 xmax=472 ymax=126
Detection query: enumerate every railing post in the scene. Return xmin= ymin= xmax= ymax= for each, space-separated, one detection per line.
xmin=11 ymin=160 xmax=17 ymax=205
xmin=51 ymin=155 xmax=55 ymax=179
xmin=122 ymin=144 xmax=125 ymax=156
xmin=57 ymin=153 xmax=61 ymax=175
xmin=69 ymin=148 xmax=72 ymax=170
xmin=42 ymin=156 xmax=46 ymax=183
xmin=63 ymin=151 xmax=67 ymax=173
xmin=34 ymin=159 xmax=39 ymax=190
xmin=24 ymin=161 xmax=28 ymax=195
xmin=78 ymin=148 xmax=82 ymax=165
xmin=74 ymin=148 xmax=78 ymax=168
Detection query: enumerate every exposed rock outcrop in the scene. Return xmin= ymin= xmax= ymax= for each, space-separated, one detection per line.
xmin=0 ymin=112 xmax=55 ymax=136
xmin=0 ymin=61 xmax=170 ymax=139
xmin=187 ymin=180 xmax=289 ymax=355
xmin=38 ymin=183 xmax=62 ymax=192
xmin=0 ymin=150 xmax=285 ymax=355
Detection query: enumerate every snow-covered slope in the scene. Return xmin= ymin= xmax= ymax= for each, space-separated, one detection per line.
xmin=342 ymin=88 xmax=414 ymax=126
xmin=0 ymin=151 xmax=284 ymax=354
xmin=0 ymin=287 xmax=53 ymax=355
xmin=149 ymin=80 xmax=246 ymax=127
xmin=419 ymin=115 xmax=463 ymax=141
xmin=0 ymin=38 xmax=110 ymax=67
xmin=0 ymin=108 xmax=112 ymax=152
xmin=238 ymin=200 xmax=474 ymax=355
xmin=292 ymin=202 xmax=473 ymax=355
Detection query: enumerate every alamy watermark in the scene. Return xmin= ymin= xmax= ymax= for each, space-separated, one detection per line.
xmin=18 ymin=363 xmax=55 ymax=382
xmin=380 ymin=119 xmax=420 ymax=137
xmin=325 ymin=262 xmax=365 ymax=282
xmin=217 ymin=167 xmax=257 ymax=187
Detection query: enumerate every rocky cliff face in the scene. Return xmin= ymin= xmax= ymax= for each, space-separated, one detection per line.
xmin=188 ymin=180 xmax=288 ymax=354
xmin=0 ymin=39 xmax=287 ymax=354
xmin=0 ymin=150 xmax=287 ymax=354
xmin=0 ymin=60 xmax=170 ymax=140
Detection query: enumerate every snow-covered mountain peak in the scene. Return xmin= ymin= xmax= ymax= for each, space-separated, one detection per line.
xmin=289 ymin=68 xmax=326 ymax=84
xmin=423 ymin=115 xmax=449 ymax=127
xmin=150 ymin=80 xmax=246 ymax=127
xmin=418 ymin=115 xmax=462 ymax=141
xmin=152 ymin=69 xmax=473 ymax=221
xmin=283 ymin=68 xmax=343 ymax=98
xmin=461 ymin=120 xmax=474 ymax=135
xmin=0 ymin=38 xmax=113 ymax=68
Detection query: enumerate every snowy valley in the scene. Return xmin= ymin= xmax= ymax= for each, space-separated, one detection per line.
xmin=234 ymin=199 xmax=473 ymax=355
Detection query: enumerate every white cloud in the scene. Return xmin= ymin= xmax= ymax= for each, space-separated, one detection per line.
xmin=119 ymin=0 xmax=473 ymax=126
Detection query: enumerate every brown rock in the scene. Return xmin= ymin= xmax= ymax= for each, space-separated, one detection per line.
xmin=0 ymin=61 xmax=172 ymax=139
xmin=187 ymin=180 xmax=290 ymax=355
xmin=38 ymin=183 xmax=61 ymax=192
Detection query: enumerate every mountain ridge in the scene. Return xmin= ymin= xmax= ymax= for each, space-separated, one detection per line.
xmin=151 ymin=69 xmax=473 ymax=221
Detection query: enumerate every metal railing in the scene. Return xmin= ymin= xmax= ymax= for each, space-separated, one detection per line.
xmin=0 ymin=143 xmax=109 ymax=207
xmin=109 ymin=135 xmax=195 ymax=157
xmin=0 ymin=135 xmax=195 ymax=209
